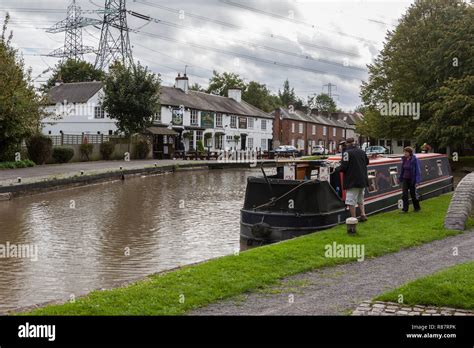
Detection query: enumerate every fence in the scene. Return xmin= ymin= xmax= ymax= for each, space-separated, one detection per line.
xmin=49 ymin=134 xmax=112 ymax=146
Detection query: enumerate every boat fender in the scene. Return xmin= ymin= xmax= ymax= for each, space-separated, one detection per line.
xmin=251 ymin=222 xmax=272 ymax=239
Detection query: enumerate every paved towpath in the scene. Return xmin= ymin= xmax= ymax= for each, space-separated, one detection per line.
xmin=191 ymin=231 xmax=474 ymax=315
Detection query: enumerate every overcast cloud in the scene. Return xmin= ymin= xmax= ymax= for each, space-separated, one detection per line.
xmin=1 ymin=0 xmax=412 ymax=111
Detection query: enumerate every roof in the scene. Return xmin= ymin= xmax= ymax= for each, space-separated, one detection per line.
xmin=273 ymin=107 xmax=354 ymax=129
xmin=47 ymin=81 xmax=103 ymax=104
xmin=146 ymin=127 xmax=178 ymax=136
xmin=160 ymin=87 xmax=272 ymax=119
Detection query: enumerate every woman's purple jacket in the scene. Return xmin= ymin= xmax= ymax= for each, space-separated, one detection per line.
xmin=399 ymin=154 xmax=421 ymax=184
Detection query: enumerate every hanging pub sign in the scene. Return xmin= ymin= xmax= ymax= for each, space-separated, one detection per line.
xmin=201 ymin=111 xmax=215 ymax=128
xmin=171 ymin=107 xmax=184 ymax=126
xmin=238 ymin=117 xmax=247 ymax=129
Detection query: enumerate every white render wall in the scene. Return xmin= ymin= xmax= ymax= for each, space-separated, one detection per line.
xmin=41 ymin=91 xmax=118 ymax=135
xmin=160 ymin=105 xmax=273 ymax=151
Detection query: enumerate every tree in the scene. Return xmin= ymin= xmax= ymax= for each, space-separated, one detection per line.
xmin=102 ymin=61 xmax=161 ymax=136
xmin=189 ymin=82 xmax=205 ymax=92
xmin=43 ymin=58 xmax=105 ymax=91
xmin=242 ymin=81 xmax=281 ymax=112
xmin=278 ymin=79 xmax=304 ymax=109
xmin=207 ymin=70 xmax=246 ymax=96
xmin=308 ymin=93 xmax=337 ymax=112
xmin=359 ymin=0 xmax=473 ymax=147
xmin=0 ymin=14 xmax=45 ymax=161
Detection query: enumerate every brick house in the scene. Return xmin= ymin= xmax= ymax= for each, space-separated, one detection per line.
xmin=272 ymin=108 xmax=356 ymax=155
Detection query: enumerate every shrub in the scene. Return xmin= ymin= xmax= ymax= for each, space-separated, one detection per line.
xmin=197 ymin=140 xmax=205 ymax=154
xmin=26 ymin=134 xmax=53 ymax=165
xmin=135 ymin=140 xmax=150 ymax=159
xmin=52 ymin=147 xmax=74 ymax=163
xmin=79 ymin=143 xmax=94 ymax=161
xmin=0 ymin=160 xmax=35 ymax=169
xmin=100 ymin=141 xmax=115 ymax=160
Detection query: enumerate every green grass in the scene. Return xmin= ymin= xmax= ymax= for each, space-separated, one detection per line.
xmin=301 ymin=155 xmax=327 ymax=160
xmin=22 ymin=193 xmax=471 ymax=316
xmin=375 ymin=261 xmax=474 ymax=310
xmin=450 ymin=156 xmax=474 ymax=171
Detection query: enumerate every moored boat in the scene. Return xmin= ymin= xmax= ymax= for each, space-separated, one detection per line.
xmin=240 ymin=153 xmax=453 ymax=243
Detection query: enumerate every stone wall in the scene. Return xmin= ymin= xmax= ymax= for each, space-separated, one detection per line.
xmin=444 ymin=172 xmax=474 ymax=230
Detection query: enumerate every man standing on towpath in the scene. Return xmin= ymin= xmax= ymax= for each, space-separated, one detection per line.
xmin=336 ymin=138 xmax=370 ymax=222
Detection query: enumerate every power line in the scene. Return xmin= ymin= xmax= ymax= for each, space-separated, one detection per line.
xmin=133 ymin=0 xmax=360 ymax=58
xmin=127 ymin=10 xmax=366 ymax=73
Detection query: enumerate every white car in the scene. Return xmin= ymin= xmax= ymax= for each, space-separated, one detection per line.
xmin=312 ymin=145 xmax=328 ymax=155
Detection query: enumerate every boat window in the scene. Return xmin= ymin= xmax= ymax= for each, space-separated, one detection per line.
xmin=367 ymin=170 xmax=378 ymax=193
xmin=389 ymin=167 xmax=399 ymax=187
xmin=425 ymin=165 xmax=429 ymax=174
xmin=437 ymin=160 xmax=443 ymax=176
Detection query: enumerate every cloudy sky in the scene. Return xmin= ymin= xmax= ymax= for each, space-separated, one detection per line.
xmin=1 ymin=0 xmax=413 ymax=111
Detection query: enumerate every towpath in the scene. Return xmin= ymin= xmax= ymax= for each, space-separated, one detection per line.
xmin=191 ymin=230 xmax=474 ymax=315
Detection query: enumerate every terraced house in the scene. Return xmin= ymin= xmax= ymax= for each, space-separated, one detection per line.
xmin=272 ymin=107 xmax=358 ymax=155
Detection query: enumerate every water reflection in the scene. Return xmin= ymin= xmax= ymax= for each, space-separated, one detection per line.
xmin=0 ymin=169 xmax=258 ymax=312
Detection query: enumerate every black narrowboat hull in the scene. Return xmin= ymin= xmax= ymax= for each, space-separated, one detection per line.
xmin=240 ymin=154 xmax=453 ymax=242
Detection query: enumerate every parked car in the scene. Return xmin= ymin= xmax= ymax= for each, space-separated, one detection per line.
xmin=271 ymin=145 xmax=302 ymax=157
xmin=311 ymin=145 xmax=329 ymax=155
xmin=365 ymin=146 xmax=388 ymax=155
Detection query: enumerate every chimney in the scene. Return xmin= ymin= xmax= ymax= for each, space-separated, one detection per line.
xmin=228 ymin=88 xmax=242 ymax=103
xmin=175 ymin=73 xmax=189 ymax=94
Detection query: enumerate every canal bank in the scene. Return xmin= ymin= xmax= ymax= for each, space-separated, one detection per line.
xmin=0 ymin=159 xmax=275 ymax=199
xmin=17 ymin=193 xmax=473 ymax=316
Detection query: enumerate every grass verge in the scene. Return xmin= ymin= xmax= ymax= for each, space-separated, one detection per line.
xmin=375 ymin=261 xmax=474 ymax=310
xmin=22 ymin=193 xmax=470 ymax=315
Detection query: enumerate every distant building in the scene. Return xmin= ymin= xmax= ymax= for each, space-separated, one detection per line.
xmin=272 ymin=108 xmax=357 ymax=155
xmin=41 ymin=75 xmax=273 ymax=159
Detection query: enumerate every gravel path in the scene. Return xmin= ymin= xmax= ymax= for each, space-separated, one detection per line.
xmin=191 ymin=231 xmax=474 ymax=316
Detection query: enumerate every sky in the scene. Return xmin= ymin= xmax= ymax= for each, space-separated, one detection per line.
xmin=0 ymin=0 xmax=414 ymax=111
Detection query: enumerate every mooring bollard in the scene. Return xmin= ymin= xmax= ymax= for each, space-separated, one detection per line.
xmin=80 ymin=170 xmax=84 ymax=176
xmin=17 ymin=177 xmax=22 ymax=184
xmin=346 ymin=217 xmax=358 ymax=235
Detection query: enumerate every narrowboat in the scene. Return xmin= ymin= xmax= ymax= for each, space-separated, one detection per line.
xmin=240 ymin=153 xmax=453 ymax=242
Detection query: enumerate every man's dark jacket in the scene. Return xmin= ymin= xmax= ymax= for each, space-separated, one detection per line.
xmin=336 ymin=145 xmax=369 ymax=189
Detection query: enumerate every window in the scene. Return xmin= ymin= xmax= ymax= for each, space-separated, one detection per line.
xmin=261 ymin=119 xmax=267 ymax=131
xmin=312 ymin=125 xmax=316 ymax=135
xmin=226 ymin=135 xmax=233 ymax=142
xmin=247 ymin=138 xmax=254 ymax=150
xmin=248 ymin=118 xmax=254 ymax=129
xmin=230 ymin=115 xmax=237 ymax=128
xmin=215 ymin=135 xmax=223 ymax=149
xmin=190 ymin=109 xmax=198 ymax=125
xmin=261 ymin=138 xmax=267 ymax=151
xmin=216 ymin=113 xmax=223 ymax=127
xmin=342 ymin=129 xmax=346 ymax=138
xmin=404 ymin=140 xmax=411 ymax=147
xmin=333 ymin=128 xmax=336 ymax=137
xmin=397 ymin=140 xmax=403 ymax=147
xmin=379 ymin=139 xmax=385 ymax=146
xmin=323 ymin=126 xmax=327 ymax=136
xmin=425 ymin=164 xmax=429 ymax=175
xmin=299 ymin=123 xmax=303 ymax=134
xmin=367 ymin=170 xmax=378 ymax=193
xmin=437 ymin=160 xmax=443 ymax=176
xmin=389 ymin=167 xmax=399 ymax=187
xmin=292 ymin=123 xmax=295 ymax=133
xmin=291 ymin=139 xmax=295 ymax=147
xmin=196 ymin=130 xmax=203 ymax=143
xmin=94 ymin=106 xmax=104 ymax=119
xmin=239 ymin=117 xmax=247 ymax=129
xmin=154 ymin=112 xmax=161 ymax=122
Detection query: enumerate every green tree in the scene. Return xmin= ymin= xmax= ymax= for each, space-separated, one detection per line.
xmin=359 ymin=0 xmax=473 ymax=147
xmin=102 ymin=62 xmax=161 ymax=136
xmin=242 ymin=81 xmax=281 ymax=112
xmin=207 ymin=70 xmax=246 ymax=96
xmin=278 ymin=79 xmax=304 ymax=109
xmin=0 ymin=14 xmax=45 ymax=161
xmin=43 ymin=58 xmax=105 ymax=91
xmin=308 ymin=93 xmax=337 ymax=112
xmin=189 ymin=82 xmax=205 ymax=92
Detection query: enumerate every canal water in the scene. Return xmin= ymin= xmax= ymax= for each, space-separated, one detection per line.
xmin=0 ymin=168 xmax=261 ymax=312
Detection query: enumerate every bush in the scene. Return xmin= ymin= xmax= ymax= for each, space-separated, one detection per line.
xmin=100 ymin=141 xmax=115 ymax=160
xmin=197 ymin=140 xmax=205 ymax=154
xmin=80 ymin=143 xmax=94 ymax=161
xmin=135 ymin=140 xmax=150 ymax=159
xmin=0 ymin=160 xmax=35 ymax=169
xmin=52 ymin=147 xmax=74 ymax=163
xmin=26 ymin=134 xmax=53 ymax=165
